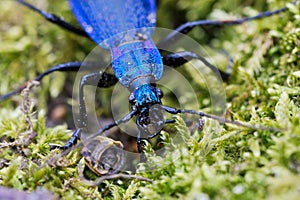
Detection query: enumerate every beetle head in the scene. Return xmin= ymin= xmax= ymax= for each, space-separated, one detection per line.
xmin=129 ymin=84 xmax=164 ymax=136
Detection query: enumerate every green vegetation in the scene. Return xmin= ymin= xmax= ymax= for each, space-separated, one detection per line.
xmin=0 ymin=0 xmax=299 ymax=199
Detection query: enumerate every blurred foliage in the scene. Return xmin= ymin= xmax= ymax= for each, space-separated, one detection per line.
xmin=0 ymin=0 xmax=299 ymax=199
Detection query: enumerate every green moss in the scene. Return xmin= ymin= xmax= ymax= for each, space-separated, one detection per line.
xmin=0 ymin=0 xmax=299 ymax=199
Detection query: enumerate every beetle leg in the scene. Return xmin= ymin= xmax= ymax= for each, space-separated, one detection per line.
xmin=162 ymin=51 xmax=233 ymax=81
xmin=136 ymin=130 xmax=145 ymax=154
xmin=0 ymin=62 xmax=108 ymax=101
xmin=50 ymin=72 xmax=118 ymax=150
xmin=1 ymin=62 xmax=81 ymax=101
xmin=136 ymin=130 xmax=151 ymax=162
xmin=157 ymin=0 xmax=298 ymax=47
xmin=16 ymin=0 xmax=89 ymax=38
xmin=78 ymin=72 xmax=118 ymax=128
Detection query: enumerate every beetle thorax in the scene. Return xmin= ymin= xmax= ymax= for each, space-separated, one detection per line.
xmin=111 ymin=39 xmax=163 ymax=88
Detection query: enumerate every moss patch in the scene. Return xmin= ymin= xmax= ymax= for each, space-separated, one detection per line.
xmin=0 ymin=0 xmax=299 ymax=199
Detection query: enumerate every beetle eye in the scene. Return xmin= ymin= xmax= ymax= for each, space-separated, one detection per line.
xmin=128 ymin=93 xmax=135 ymax=104
xmin=156 ymin=88 xmax=163 ymax=98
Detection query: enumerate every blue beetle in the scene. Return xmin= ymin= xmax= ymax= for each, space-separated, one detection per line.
xmin=2 ymin=0 xmax=297 ymax=155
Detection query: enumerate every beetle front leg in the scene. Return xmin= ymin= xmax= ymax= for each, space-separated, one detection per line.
xmin=50 ymin=72 xmax=118 ymax=150
xmin=136 ymin=130 xmax=151 ymax=162
xmin=50 ymin=128 xmax=81 ymax=150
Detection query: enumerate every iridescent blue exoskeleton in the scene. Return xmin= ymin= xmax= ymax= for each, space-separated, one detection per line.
xmin=2 ymin=0 xmax=298 ymax=165
xmin=68 ymin=0 xmax=167 ymax=152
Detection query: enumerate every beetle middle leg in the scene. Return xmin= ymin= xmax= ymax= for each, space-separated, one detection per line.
xmin=0 ymin=60 xmax=117 ymax=150
xmin=0 ymin=61 xmax=99 ymax=101
xmin=50 ymin=71 xmax=118 ymax=150
xmin=162 ymin=51 xmax=233 ymax=81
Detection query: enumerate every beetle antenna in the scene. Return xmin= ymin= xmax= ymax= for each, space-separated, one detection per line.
xmin=162 ymin=105 xmax=281 ymax=132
